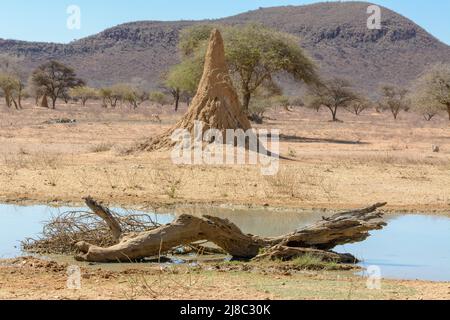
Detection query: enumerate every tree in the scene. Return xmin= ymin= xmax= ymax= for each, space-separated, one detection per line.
xmin=412 ymin=63 xmax=450 ymax=121
xmin=415 ymin=103 xmax=441 ymax=121
xmin=0 ymin=74 xmax=23 ymax=109
xmin=120 ymin=85 xmax=149 ymax=109
xmin=174 ymin=23 xmax=319 ymax=112
xmin=69 ymin=86 xmax=99 ymax=106
xmin=378 ymin=85 xmax=409 ymax=120
xmin=346 ymin=97 xmax=372 ymax=116
xmin=305 ymin=78 xmax=358 ymax=121
xmin=31 ymin=60 xmax=85 ymax=108
xmin=164 ymin=58 xmax=202 ymax=111
xmin=149 ymin=91 xmax=169 ymax=106
xmin=0 ymin=54 xmax=25 ymax=109
xmin=100 ymin=84 xmax=125 ymax=108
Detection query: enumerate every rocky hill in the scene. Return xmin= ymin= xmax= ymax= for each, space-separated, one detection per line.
xmin=0 ymin=1 xmax=449 ymax=96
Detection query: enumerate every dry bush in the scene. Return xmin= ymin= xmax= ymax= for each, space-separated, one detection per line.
xmin=151 ymin=168 xmax=185 ymax=199
xmin=22 ymin=209 xmax=159 ymax=255
xmin=122 ymin=264 xmax=203 ymax=299
xmin=89 ymin=142 xmax=114 ymax=153
xmin=264 ymin=166 xmax=311 ymax=199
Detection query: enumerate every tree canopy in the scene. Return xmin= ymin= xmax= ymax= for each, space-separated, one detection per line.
xmin=412 ymin=63 xmax=450 ymax=120
xmin=31 ymin=60 xmax=85 ymax=108
xmin=305 ymin=78 xmax=358 ymax=121
xmin=378 ymin=85 xmax=410 ymax=120
xmin=167 ymin=23 xmax=320 ymax=112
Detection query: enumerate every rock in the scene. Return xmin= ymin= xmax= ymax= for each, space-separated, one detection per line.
xmin=432 ymin=145 xmax=440 ymax=153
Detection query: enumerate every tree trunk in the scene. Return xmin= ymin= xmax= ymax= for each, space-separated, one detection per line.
xmin=174 ymin=90 xmax=180 ymax=112
xmin=447 ymin=105 xmax=450 ymax=121
xmin=242 ymin=89 xmax=251 ymax=113
xmin=51 ymin=96 xmax=57 ymax=109
xmin=5 ymin=92 xmax=11 ymax=108
xmin=75 ymin=199 xmax=387 ymax=263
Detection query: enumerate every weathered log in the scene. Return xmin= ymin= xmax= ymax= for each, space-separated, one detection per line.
xmin=84 ymin=197 xmax=123 ymax=242
xmin=75 ymin=199 xmax=387 ymax=263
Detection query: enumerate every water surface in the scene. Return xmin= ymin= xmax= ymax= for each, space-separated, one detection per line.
xmin=1 ymin=204 xmax=449 ymax=281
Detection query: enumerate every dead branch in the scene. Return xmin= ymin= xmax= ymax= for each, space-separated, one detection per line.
xmin=74 ymin=200 xmax=387 ymax=263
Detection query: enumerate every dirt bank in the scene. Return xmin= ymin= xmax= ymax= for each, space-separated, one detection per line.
xmin=0 ymin=257 xmax=448 ymax=300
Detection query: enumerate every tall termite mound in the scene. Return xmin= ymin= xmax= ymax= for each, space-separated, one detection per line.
xmin=137 ymin=29 xmax=252 ymax=151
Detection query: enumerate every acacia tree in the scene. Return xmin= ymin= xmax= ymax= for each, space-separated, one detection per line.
xmin=412 ymin=63 xmax=450 ymax=121
xmin=31 ymin=60 xmax=84 ymax=108
xmin=0 ymin=54 xmax=24 ymax=109
xmin=378 ymin=85 xmax=409 ymax=120
xmin=172 ymin=23 xmax=319 ymax=112
xmin=346 ymin=97 xmax=372 ymax=116
xmin=149 ymin=91 xmax=169 ymax=107
xmin=0 ymin=74 xmax=23 ymax=109
xmin=164 ymin=58 xmax=202 ymax=111
xmin=69 ymin=86 xmax=98 ymax=106
xmin=305 ymin=78 xmax=358 ymax=121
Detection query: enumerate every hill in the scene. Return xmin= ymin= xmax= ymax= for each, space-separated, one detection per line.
xmin=0 ymin=1 xmax=449 ymax=96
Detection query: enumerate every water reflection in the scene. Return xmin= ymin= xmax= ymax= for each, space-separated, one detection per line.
xmin=1 ymin=204 xmax=449 ymax=281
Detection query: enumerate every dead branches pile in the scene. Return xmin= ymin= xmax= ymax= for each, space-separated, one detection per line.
xmin=22 ymin=209 xmax=160 ymax=255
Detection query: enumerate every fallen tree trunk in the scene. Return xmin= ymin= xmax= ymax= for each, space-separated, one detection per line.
xmin=75 ymin=199 xmax=386 ymax=263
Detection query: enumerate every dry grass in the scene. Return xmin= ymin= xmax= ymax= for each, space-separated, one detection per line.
xmin=0 ymin=99 xmax=449 ymax=210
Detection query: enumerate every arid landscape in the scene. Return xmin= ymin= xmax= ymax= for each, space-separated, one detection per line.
xmin=0 ymin=100 xmax=449 ymax=212
xmin=0 ymin=1 xmax=449 ymax=303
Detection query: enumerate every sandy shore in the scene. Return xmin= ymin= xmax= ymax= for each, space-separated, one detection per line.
xmin=0 ymin=257 xmax=448 ymax=300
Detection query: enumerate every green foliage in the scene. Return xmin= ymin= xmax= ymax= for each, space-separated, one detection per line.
xmin=171 ymin=23 xmax=319 ymax=111
xmin=0 ymin=73 xmax=22 ymax=109
xmin=412 ymin=63 xmax=450 ymax=121
xmin=149 ymin=91 xmax=169 ymax=106
xmin=0 ymin=54 xmax=25 ymax=109
xmin=69 ymin=86 xmax=99 ymax=106
xmin=99 ymin=84 xmax=148 ymax=108
xmin=292 ymin=254 xmax=340 ymax=271
xmin=305 ymin=78 xmax=358 ymax=121
xmin=165 ymin=58 xmax=202 ymax=98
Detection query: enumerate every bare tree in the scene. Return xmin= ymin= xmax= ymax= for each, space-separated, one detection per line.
xmin=378 ymin=85 xmax=410 ymax=120
xmin=346 ymin=97 xmax=371 ymax=116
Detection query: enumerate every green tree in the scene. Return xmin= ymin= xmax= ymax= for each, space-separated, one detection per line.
xmin=412 ymin=63 xmax=450 ymax=121
xmin=31 ymin=60 xmax=85 ymax=108
xmin=149 ymin=91 xmax=169 ymax=106
xmin=69 ymin=86 xmax=99 ymax=106
xmin=174 ymin=23 xmax=319 ymax=112
xmin=164 ymin=58 xmax=202 ymax=111
xmin=0 ymin=54 xmax=25 ymax=109
xmin=305 ymin=78 xmax=358 ymax=121
xmin=0 ymin=74 xmax=23 ymax=109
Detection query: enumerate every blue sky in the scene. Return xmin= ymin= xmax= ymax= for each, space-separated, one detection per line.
xmin=0 ymin=0 xmax=448 ymax=45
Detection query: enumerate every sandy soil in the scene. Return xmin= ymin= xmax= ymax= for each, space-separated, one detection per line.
xmin=0 ymin=100 xmax=448 ymax=212
xmin=0 ymin=101 xmax=449 ymax=300
xmin=0 ymin=257 xmax=448 ymax=300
